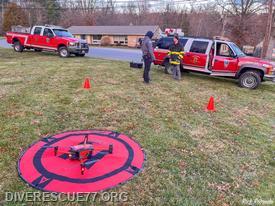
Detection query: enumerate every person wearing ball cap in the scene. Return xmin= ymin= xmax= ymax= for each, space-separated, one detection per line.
xmin=168 ymin=33 xmax=184 ymax=80
xmin=141 ymin=31 xmax=156 ymax=84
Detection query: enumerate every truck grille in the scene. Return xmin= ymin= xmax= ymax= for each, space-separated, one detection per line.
xmin=75 ymin=43 xmax=88 ymax=48
xmin=81 ymin=43 xmax=88 ymax=48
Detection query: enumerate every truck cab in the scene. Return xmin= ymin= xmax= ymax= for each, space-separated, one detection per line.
xmin=6 ymin=25 xmax=89 ymax=57
xmin=154 ymin=36 xmax=275 ymax=89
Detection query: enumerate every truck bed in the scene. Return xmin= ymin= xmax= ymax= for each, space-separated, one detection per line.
xmin=6 ymin=32 xmax=31 ymax=44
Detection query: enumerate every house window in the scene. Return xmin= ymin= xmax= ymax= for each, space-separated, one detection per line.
xmin=92 ymin=35 xmax=102 ymax=45
xmin=80 ymin=35 xmax=86 ymax=40
xmin=113 ymin=36 xmax=128 ymax=45
xmin=93 ymin=35 xmax=102 ymax=40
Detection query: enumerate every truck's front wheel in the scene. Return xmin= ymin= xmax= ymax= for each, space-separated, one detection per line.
xmin=58 ymin=46 xmax=70 ymax=58
xmin=238 ymin=71 xmax=261 ymax=89
xmin=13 ymin=41 xmax=24 ymax=52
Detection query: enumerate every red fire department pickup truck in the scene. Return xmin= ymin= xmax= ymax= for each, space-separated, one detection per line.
xmin=154 ymin=36 xmax=275 ymax=89
xmin=6 ymin=25 xmax=89 ymax=57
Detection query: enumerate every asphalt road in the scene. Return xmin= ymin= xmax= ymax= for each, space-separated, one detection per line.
xmin=0 ymin=39 xmax=142 ymax=62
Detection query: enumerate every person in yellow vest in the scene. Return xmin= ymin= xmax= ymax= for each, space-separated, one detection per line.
xmin=168 ymin=34 xmax=184 ymax=80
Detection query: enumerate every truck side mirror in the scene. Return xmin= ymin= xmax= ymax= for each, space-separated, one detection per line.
xmin=229 ymin=50 xmax=237 ymax=58
xmin=232 ymin=54 xmax=237 ymax=58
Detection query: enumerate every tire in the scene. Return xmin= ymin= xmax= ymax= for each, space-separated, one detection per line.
xmin=34 ymin=49 xmax=42 ymax=52
xmin=13 ymin=41 xmax=24 ymax=52
xmin=58 ymin=46 xmax=70 ymax=58
xmin=75 ymin=53 xmax=85 ymax=57
xmin=238 ymin=71 xmax=261 ymax=89
xmin=164 ymin=60 xmax=172 ymax=74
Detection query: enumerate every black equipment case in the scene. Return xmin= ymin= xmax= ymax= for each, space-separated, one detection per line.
xmin=130 ymin=62 xmax=143 ymax=69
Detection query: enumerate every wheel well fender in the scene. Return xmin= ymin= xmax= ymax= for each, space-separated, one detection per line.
xmin=236 ymin=66 xmax=264 ymax=79
xmin=57 ymin=44 xmax=67 ymax=50
xmin=12 ymin=38 xmax=20 ymax=44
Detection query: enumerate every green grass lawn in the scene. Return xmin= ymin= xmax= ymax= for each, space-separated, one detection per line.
xmin=0 ymin=48 xmax=274 ymax=206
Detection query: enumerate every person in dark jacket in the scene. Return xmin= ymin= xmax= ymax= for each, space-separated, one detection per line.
xmin=141 ymin=31 xmax=156 ymax=84
xmin=168 ymin=34 xmax=184 ymax=80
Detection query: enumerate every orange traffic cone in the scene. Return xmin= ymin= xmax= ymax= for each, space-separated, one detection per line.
xmin=83 ymin=78 xmax=91 ymax=89
xmin=206 ymin=96 xmax=215 ymax=112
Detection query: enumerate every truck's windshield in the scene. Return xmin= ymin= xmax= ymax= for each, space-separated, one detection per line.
xmin=230 ymin=43 xmax=246 ymax=57
xmin=53 ymin=29 xmax=73 ymax=38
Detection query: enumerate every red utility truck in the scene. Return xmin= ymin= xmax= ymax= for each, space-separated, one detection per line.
xmin=6 ymin=25 xmax=89 ymax=57
xmin=153 ymin=36 xmax=275 ymax=89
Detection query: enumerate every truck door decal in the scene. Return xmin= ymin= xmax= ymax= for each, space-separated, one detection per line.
xmin=193 ymin=56 xmax=199 ymax=64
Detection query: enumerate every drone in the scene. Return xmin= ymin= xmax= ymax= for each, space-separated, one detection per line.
xmin=44 ymin=134 xmax=113 ymax=175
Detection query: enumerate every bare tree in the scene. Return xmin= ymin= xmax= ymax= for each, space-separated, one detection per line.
xmin=76 ymin=0 xmax=98 ymax=15
xmin=216 ymin=0 xmax=268 ymax=45
xmin=96 ymin=0 xmax=117 ymax=25
xmin=3 ymin=2 xmax=28 ymax=32
xmin=1 ymin=0 xmax=270 ymax=45
xmin=76 ymin=0 xmax=98 ymax=25
xmin=0 ymin=0 xmax=9 ymax=34
xmin=262 ymin=0 xmax=274 ymax=58
xmin=162 ymin=2 xmax=176 ymax=29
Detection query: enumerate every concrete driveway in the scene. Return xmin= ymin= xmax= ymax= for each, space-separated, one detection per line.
xmin=0 ymin=38 xmax=10 ymax=48
xmin=0 ymin=39 xmax=142 ymax=62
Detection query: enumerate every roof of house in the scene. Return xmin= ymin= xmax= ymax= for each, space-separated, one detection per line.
xmin=68 ymin=25 xmax=160 ymax=36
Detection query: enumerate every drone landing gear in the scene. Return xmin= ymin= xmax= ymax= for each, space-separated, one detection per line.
xmin=109 ymin=144 xmax=113 ymax=154
xmin=81 ymin=164 xmax=85 ymax=175
xmin=54 ymin=146 xmax=59 ymax=156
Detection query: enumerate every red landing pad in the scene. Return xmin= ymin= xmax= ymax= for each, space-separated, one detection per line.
xmin=17 ymin=130 xmax=146 ymax=193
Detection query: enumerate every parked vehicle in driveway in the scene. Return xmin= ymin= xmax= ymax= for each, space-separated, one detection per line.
xmin=154 ymin=36 xmax=275 ymax=89
xmin=6 ymin=25 xmax=89 ymax=57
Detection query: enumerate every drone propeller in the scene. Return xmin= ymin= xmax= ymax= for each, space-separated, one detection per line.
xmin=41 ymin=145 xmax=71 ymax=149
xmin=25 ymin=143 xmax=113 ymax=154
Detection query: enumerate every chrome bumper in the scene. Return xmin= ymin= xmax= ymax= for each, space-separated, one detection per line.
xmin=68 ymin=45 xmax=89 ymax=54
xmin=264 ymin=74 xmax=275 ymax=82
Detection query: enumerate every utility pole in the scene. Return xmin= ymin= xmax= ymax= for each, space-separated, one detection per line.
xmin=1 ymin=0 xmax=4 ymax=34
xmin=144 ymin=0 xmax=149 ymax=11
xmin=221 ymin=15 xmax=227 ymax=37
xmin=220 ymin=8 xmax=227 ymax=37
xmin=262 ymin=0 xmax=274 ymax=59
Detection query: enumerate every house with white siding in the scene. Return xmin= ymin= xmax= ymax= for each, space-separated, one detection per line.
xmin=68 ymin=25 xmax=162 ymax=47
